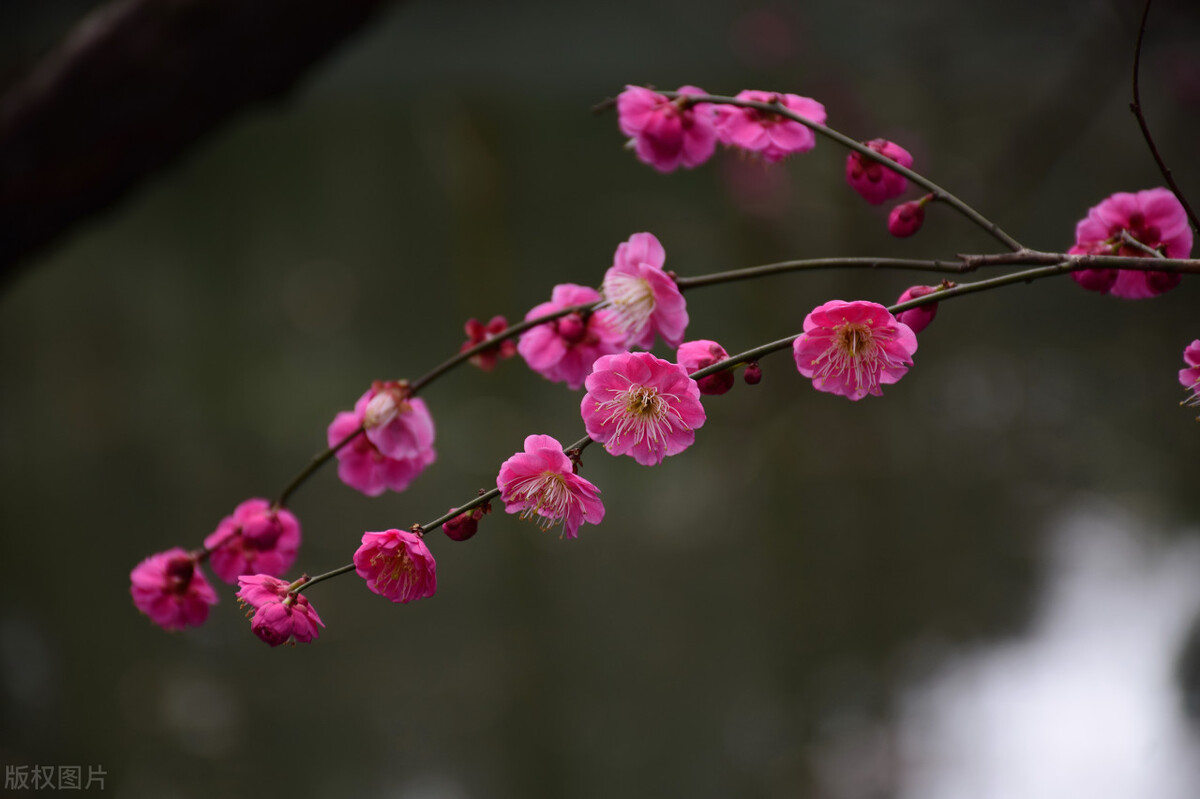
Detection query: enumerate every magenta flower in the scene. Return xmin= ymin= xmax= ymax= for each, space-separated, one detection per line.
xmin=203 ymin=498 xmax=300 ymax=583
xmin=1180 ymin=340 xmax=1200 ymax=411
xmin=617 ymin=85 xmax=718 ymax=173
xmin=893 ymin=285 xmax=940 ymax=335
xmin=236 ymin=574 xmax=324 ymax=647
xmin=846 ymin=139 xmax=913 ymax=205
xmin=601 ymin=232 xmax=689 ymax=350
xmin=497 ymin=434 xmax=605 ymax=539
xmin=461 ymin=315 xmax=517 ymax=371
xmin=361 ymin=380 xmax=436 ymax=462
xmin=792 ymin=300 xmax=918 ymax=401
xmin=328 ymin=390 xmax=437 ymax=497
xmin=581 ymin=351 xmax=706 ymax=465
xmin=517 ymin=284 xmax=624 ymax=390
xmin=353 ymin=529 xmax=437 ymax=603
xmin=130 ymin=548 xmax=219 ymax=631
xmin=888 ymin=198 xmax=927 ymax=238
xmin=1069 ymin=187 xmax=1192 ymax=299
xmin=714 ymin=90 xmax=827 ymax=162
xmin=677 ymin=339 xmax=735 ymax=395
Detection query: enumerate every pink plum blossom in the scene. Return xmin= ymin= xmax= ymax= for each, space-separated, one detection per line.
xmin=601 ymin=232 xmax=689 ymax=349
xmin=581 ymin=351 xmax=706 ymax=465
xmin=203 ymin=498 xmax=300 ymax=583
xmin=361 ymin=380 xmax=436 ymax=462
xmin=354 ymin=529 xmax=437 ymax=603
xmin=846 ymin=139 xmax=913 ymax=205
xmin=617 ymin=85 xmax=718 ymax=173
xmin=328 ymin=390 xmax=437 ymax=497
xmin=792 ymin=300 xmax=918 ymax=401
xmin=236 ymin=574 xmax=324 ymax=647
xmin=676 ymin=339 xmax=735 ymax=395
xmin=1069 ymin=187 xmax=1192 ymax=299
xmin=461 ymin=315 xmax=516 ymax=371
xmin=888 ymin=198 xmax=927 ymax=238
xmin=893 ymin=285 xmax=940 ymax=335
xmin=517 ymin=284 xmax=624 ymax=390
xmin=497 ymin=434 xmax=605 ymax=539
xmin=714 ymin=90 xmax=827 ymax=162
xmin=130 ymin=548 xmax=219 ymax=631
xmin=1180 ymin=340 xmax=1200 ymax=411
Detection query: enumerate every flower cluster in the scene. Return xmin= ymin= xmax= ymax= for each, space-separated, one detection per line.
xmin=1069 ymin=187 xmax=1192 ymax=299
xmin=617 ymin=86 xmax=826 ymax=173
xmin=130 ymin=77 xmax=1197 ymax=652
xmin=236 ymin=575 xmax=324 ymax=647
xmin=328 ymin=382 xmax=437 ymax=496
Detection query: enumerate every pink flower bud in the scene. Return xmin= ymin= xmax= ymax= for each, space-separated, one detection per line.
xmin=888 ymin=198 xmax=927 ymax=238
xmin=443 ymin=504 xmax=490 ymax=542
xmin=676 ymin=339 xmax=735 ymax=395
xmin=846 ymin=139 xmax=913 ymax=205
xmin=893 ymin=285 xmax=940 ymax=334
xmin=743 ymin=362 xmax=763 ymax=385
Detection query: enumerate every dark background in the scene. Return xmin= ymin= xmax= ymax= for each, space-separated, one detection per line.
xmin=2 ymin=1 xmax=1200 ymax=797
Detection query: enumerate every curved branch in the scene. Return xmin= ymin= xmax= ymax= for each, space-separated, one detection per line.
xmin=0 ymin=0 xmax=399 ymax=282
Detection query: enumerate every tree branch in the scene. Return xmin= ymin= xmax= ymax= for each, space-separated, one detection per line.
xmin=0 ymin=0 xmax=399 ymax=282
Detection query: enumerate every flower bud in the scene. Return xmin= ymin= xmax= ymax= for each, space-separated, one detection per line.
xmin=888 ymin=197 xmax=928 ymax=238
xmin=894 ymin=285 xmax=940 ymax=334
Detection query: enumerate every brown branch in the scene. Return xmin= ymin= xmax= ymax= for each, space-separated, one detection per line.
xmin=1129 ymin=0 xmax=1200 ymax=235
xmin=0 ymin=0 xmax=399 ymax=282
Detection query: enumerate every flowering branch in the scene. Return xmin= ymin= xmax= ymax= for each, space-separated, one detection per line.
xmin=659 ymin=90 xmax=1026 ymax=252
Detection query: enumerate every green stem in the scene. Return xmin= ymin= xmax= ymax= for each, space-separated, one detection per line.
xmin=662 ymin=90 xmax=1026 ymax=252
xmin=274 ymin=425 xmax=364 ymax=509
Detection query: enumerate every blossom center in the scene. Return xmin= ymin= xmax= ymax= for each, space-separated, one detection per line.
xmin=509 ymin=471 xmax=577 ymax=531
xmin=604 ymin=273 xmax=656 ymax=338
xmin=594 ymin=383 xmax=686 ymax=451
xmin=811 ymin=320 xmax=906 ymax=394
xmin=371 ymin=551 xmax=418 ymax=593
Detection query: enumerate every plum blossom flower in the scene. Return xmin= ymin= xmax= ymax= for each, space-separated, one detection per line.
xmin=461 ymin=316 xmax=516 ymax=371
xmin=1180 ymin=340 xmax=1200 ymax=413
xmin=792 ymin=300 xmax=918 ymax=401
xmin=601 ymin=232 xmax=689 ymax=350
xmin=497 ymin=434 xmax=605 ymax=539
xmin=1069 ymin=187 xmax=1192 ymax=299
xmin=617 ymin=85 xmax=718 ymax=173
xmin=328 ymin=389 xmax=437 ymax=497
xmin=517 ymin=284 xmax=624 ymax=390
xmin=361 ymin=380 xmax=436 ymax=461
xmin=236 ymin=574 xmax=324 ymax=647
xmin=893 ymin=285 xmax=940 ymax=335
xmin=846 ymin=139 xmax=913 ymax=205
xmin=676 ymin=339 xmax=735 ymax=395
xmin=581 ymin=351 xmax=706 ymax=465
xmin=714 ymin=90 xmax=827 ymax=162
xmin=130 ymin=548 xmax=219 ymax=631
xmin=203 ymin=498 xmax=301 ymax=583
xmin=354 ymin=529 xmax=437 ymax=603
xmin=888 ymin=197 xmax=928 ymax=238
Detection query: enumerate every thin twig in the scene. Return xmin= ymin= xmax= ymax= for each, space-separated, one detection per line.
xmin=1129 ymin=0 xmax=1200 ymax=234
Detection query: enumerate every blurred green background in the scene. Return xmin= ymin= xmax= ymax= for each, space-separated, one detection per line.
xmin=3 ymin=1 xmax=1200 ymax=797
